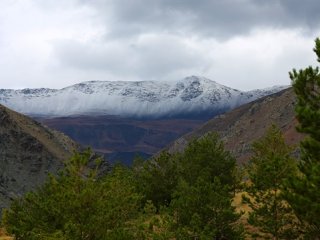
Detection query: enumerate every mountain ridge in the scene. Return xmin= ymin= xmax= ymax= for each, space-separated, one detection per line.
xmin=0 ymin=76 xmax=288 ymax=118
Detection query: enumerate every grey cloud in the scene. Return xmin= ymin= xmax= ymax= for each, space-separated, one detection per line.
xmin=78 ymin=0 xmax=320 ymax=39
xmin=279 ymin=0 xmax=320 ymax=27
xmin=2 ymin=0 xmax=318 ymax=90
xmin=52 ymin=35 xmax=209 ymax=81
xmin=48 ymin=0 xmax=320 ymax=83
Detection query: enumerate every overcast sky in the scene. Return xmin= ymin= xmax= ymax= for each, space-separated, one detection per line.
xmin=0 ymin=0 xmax=319 ymax=90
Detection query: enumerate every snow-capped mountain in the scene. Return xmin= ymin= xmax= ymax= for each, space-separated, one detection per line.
xmin=0 ymin=76 xmax=288 ymax=118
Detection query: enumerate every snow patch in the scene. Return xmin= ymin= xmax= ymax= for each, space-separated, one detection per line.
xmin=0 ymin=76 xmax=288 ymax=118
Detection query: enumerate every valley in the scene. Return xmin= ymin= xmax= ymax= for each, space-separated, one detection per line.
xmin=0 ymin=76 xmax=288 ymax=164
xmin=38 ymin=115 xmax=203 ymax=164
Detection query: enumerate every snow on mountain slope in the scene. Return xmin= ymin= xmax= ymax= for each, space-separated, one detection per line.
xmin=0 ymin=76 xmax=289 ymax=118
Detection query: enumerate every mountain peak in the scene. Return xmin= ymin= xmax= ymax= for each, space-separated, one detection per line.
xmin=0 ymin=77 xmax=287 ymax=118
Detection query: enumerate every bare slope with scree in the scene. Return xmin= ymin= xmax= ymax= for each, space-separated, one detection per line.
xmin=167 ymin=88 xmax=304 ymax=163
xmin=0 ymin=104 xmax=78 ymax=209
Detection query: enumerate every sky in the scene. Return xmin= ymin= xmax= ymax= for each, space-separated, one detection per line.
xmin=0 ymin=0 xmax=319 ymax=90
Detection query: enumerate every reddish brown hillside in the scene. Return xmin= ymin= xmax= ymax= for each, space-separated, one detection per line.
xmin=39 ymin=116 xmax=203 ymax=164
xmin=168 ymin=88 xmax=304 ymax=163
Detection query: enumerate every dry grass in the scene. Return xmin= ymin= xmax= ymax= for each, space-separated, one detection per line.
xmin=0 ymin=229 xmax=13 ymax=240
xmin=233 ymin=191 xmax=251 ymax=213
xmin=233 ymin=192 xmax=266 ymax=240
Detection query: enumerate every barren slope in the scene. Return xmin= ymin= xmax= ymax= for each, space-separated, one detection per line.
xmin=168 ymin=88 xmax=304 ymax=163
xmin=0 ymin=104 xmax=78 ymax=210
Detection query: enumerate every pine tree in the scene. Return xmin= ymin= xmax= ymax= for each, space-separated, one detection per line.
xmin=133 ymin=151 xmax=179 ymax=210
xmin=243 ymin=125 xmax=298 ymax=239
xmin=170 ymin=132 xmax=243 ymax=239
xmin=284 ymin=38 xmax=320 ymax=238
xmin=179 ymin=132 xmax=236 ymax=187
xmin=172 ymin=177 xmax=244 ymax=239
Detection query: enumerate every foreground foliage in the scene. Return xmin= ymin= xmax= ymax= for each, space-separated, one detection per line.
xmin=170 ymin=133 xmax=243 ymax=239
xmin=3 ymin=133 xmax=244 ymax=239
xmin=2 ymin=150 xmax=141 ymax=240
xmin=134 ymin=133 xmax=244 ymax=239
xmin=133 ymin=151 xmax=179 ymax=210
xmin=243 ymin=125 xmax=298 ymax=239
xmin=284 ymin=38 xmax=320 ymax=238
xmin=172 ymin=177 xmax=243 ymax=239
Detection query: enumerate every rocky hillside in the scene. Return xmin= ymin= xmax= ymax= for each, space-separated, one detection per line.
xmin=0 ymin=104 xmax=79 ymax=210
xmin=168 ymin=88 xmax=304 ymax=163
